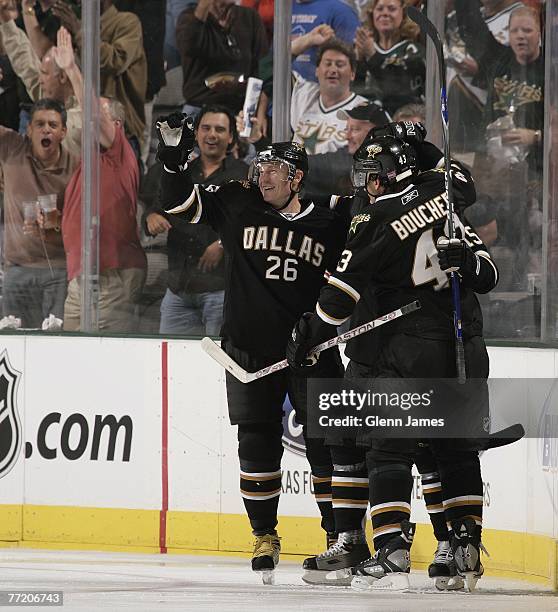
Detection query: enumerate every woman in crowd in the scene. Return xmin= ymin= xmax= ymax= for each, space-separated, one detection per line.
xmin=354 ymin=0 xmax=425 ymax=115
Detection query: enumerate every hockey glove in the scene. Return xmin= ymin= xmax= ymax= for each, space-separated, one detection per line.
xmin=437 ymin=236 xmax=497 ymax=293
xmin=436 ymin=237 xmax=475 ymax=273
xmin=370 ymin=121 xmax=427 ymax=145
xmin=287 ymin=312 xmax=323 ymax=371
xmin=156 ymin=112 xmax=195 ymax=170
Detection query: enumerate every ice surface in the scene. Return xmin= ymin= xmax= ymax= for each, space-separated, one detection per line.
xmin=1 ymin=549 xmax=556 ymax=612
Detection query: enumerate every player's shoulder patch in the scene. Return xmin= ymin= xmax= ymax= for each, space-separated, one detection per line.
xmin=426 ymin=167 xmax=445 ymax=176
xmin=226 ymin=179 xmax=251 ymax=188
xmin=349 ymin=212 xmax=371 ymax=234
xmin=415 ymin=168 xmax=444 ymax=186
xmin=224 ymin=179 xmax=252 ymax=190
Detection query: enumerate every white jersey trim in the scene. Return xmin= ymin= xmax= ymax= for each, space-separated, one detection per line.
xmin=422 ymin=482 xmax=442 ymax=491
xmin=374 ymin=39 xmax=416 ymax=56
xmin=484 ymin=2 xmax=523 ymax=27
xmin=331 ymin=476 xmax=369 ymax=485
xmin=240 ymin=470 xmax=282 ymax=479
xmin=166 ymin=186 xmax=198 ymax=216
xmin=371 ymin=500 xmax=412 ymax=512
xmin=373 ymin=526 xmax=405 ymax=537
xmin=190 ymin=185 xmax=203 ymax=223
xmin=374 ymin=183 xmax=415 ymax=204
xmin=477 ymin=251 xmax=499 ymax=285
xmin=240 ymin=490 xmax=281 ymax=501
xmin=293 ymin=203 xmax=315 ymax=220
xmin=333 ymin=501 xmax=369 ymax=509
xmin=319 ymin=92 xmax=360 ymax=114
xmin=329 ymin=195 xmax=341 ymax=210
xmin=442 ymin=495 xmax=484 ymax=506
xmin=328 ymin=275 xmax=361 ymax=303
xmin=316 ymin=303 xmax=349 ymax=326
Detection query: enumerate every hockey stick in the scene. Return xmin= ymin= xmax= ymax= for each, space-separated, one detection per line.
xmin=407 ymin=6 xmax=466 ymax=384
xmin=202 ymin=300 xmax=421 ymax=383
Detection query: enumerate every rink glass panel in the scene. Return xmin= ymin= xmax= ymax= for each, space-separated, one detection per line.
xmin=3 ymin=0 xmax=555 ymax=344
xmin=441 ymin=0 xmax=552 ymax=344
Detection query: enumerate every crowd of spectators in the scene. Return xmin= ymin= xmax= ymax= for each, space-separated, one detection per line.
xmin=444 ymin=0 xmax=545 ymax=337
xmin=0 ymin=0 xmax=549 ymax=339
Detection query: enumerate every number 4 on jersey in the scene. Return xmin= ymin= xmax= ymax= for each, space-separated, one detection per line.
xmin=412 ymin=229 xmax=448 ymax=290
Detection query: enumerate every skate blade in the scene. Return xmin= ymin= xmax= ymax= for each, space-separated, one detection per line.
xmin=463 ymin=572 xmax=480 ymax=592
xmin=302 ymin=568 xmax=352 ymax=586
xmin=434 ymin=575 xmax=465 ymax=591
xmin=351 ymin=573 xmax=410 ymax=592
xmin=256 ymin=569 xmax=275 ymax=585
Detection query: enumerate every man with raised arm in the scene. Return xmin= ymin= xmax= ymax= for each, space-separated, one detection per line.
xmin=52 ymin=27 xmax=146 ymax=331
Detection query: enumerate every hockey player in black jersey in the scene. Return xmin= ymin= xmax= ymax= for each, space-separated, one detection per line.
xmin=155 ymin=113 xmax=351 ymax=583
xmin=288 ymin=133 xmax=499 ymax=592
xmin=298 ymin=125 xmax=477 ymax=590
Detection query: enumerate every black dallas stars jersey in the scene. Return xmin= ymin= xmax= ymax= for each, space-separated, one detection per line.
xmin=160 ymin=168 xmax=350 ymax=359
xmin=361 ymin=40 xmax=426 ymax=115
xmin=317 ymin=165 xmax=498 ymax=361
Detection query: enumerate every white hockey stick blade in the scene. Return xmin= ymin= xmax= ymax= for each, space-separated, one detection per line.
xmin=200 ymin=336 xmax=250 ymax=383
xmin=202 ymin=300 xmax=420 ymax=384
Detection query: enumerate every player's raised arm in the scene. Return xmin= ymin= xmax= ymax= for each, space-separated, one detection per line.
xmin=156 ymin=112 xmax=224 ymax=231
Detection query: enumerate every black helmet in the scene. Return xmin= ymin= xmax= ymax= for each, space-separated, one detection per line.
xmin=351 ymin=135 xmax=417 ymax=190
xmin=249 ymin=141 xmax=309 ymax=186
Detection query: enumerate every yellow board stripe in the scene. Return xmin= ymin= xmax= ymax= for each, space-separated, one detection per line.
xmin=1 ymin=505 xmax=556 ymax=588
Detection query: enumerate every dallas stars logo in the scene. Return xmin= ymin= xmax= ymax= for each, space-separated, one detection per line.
xmin=366 ymin=144 xmax=382 ymax=158
xmin=299 ymin=131 xmax=324 ymax=155
xmin=350 ymin=213 xmax=371 ymax=234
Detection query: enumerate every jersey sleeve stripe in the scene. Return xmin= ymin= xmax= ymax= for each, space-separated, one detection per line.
xmin=163 ymin=163 xmax=187 ymax=173
xmin=165 ymin=186 xmax=199 ymax=216
xmin=476 ymin=251 xmax=499 ymax=284
xmin=316 ymin=303 xmax=349 ymax=325
xmin=328 ymin=276 xmax=361 ymax=302
xmin=191 ymin=185 xmax=203 ymax=223
xmin=329 ymin=195 xmax=340 ymax=209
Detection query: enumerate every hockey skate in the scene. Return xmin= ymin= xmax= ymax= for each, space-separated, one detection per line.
xmin=351 ymin=520 xmax=415 ymax=592
xmin=428 ymin=540 xmax=465 ymax=591
xmin=252 ymin=533 xmax=281 ymax=585
xmin=450 ymin=518 xmax=486 ymax=592
xmin=302 ymin=531 xmax=370 ymax=586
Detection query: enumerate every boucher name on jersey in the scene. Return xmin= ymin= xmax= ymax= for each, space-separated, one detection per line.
xmin=315 ymin=164 xmax=498 ymax=341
